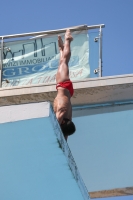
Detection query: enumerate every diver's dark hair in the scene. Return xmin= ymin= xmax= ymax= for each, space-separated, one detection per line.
xmin=61 ymin=118 xmax=76 ymax=136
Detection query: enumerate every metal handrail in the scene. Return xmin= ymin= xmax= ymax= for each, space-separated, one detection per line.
xmin=0 ymin=24 xmax=105 ymax=87
xmin=0 ymin=24 xmax=105 ymax=39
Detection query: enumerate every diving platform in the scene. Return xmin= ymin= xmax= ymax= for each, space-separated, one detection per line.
xmin=0 ymin=74 xmax=133 ymax=107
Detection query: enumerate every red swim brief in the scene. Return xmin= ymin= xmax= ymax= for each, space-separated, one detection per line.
xmin=56 ymin=80 xmax=74 ymax=97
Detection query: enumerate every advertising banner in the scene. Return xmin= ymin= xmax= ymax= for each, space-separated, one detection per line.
xmin=2 ymin=30 xmax=89 ymax=87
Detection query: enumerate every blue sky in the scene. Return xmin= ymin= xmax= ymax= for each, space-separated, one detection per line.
xmin=1 ymin=0 xmax=133 ymax=77
xmin=1 ymin=0 xmax=133 ymax=199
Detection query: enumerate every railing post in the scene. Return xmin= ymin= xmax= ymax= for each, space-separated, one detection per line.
xmin=99 ymin=26 xmax=103 ymax=77
xmin=0 ymin=37 xmax=3 ymax=87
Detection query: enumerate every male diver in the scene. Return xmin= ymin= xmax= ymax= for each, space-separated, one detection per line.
xmin=53 ymin=29 xmax=76 ymax=141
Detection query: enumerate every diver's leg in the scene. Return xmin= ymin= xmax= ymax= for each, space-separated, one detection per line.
xmin=56 ymin=29 xmax=73 ymax=83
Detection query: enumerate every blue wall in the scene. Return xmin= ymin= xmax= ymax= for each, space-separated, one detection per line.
xmin=0 ymin=117 xmax=84 ymax=200
xmin=69 ymin=103 xmax=133 ymax=192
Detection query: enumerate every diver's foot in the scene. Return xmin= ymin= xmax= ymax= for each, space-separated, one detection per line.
xmin=58 ymin=35 xmax=64 ymax=51
xmin=65 ymin=29 xmax=73 ymax=41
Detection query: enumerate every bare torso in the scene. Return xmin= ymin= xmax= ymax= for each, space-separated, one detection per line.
xmin=53 ymin=88 xmax=72 ymax=123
